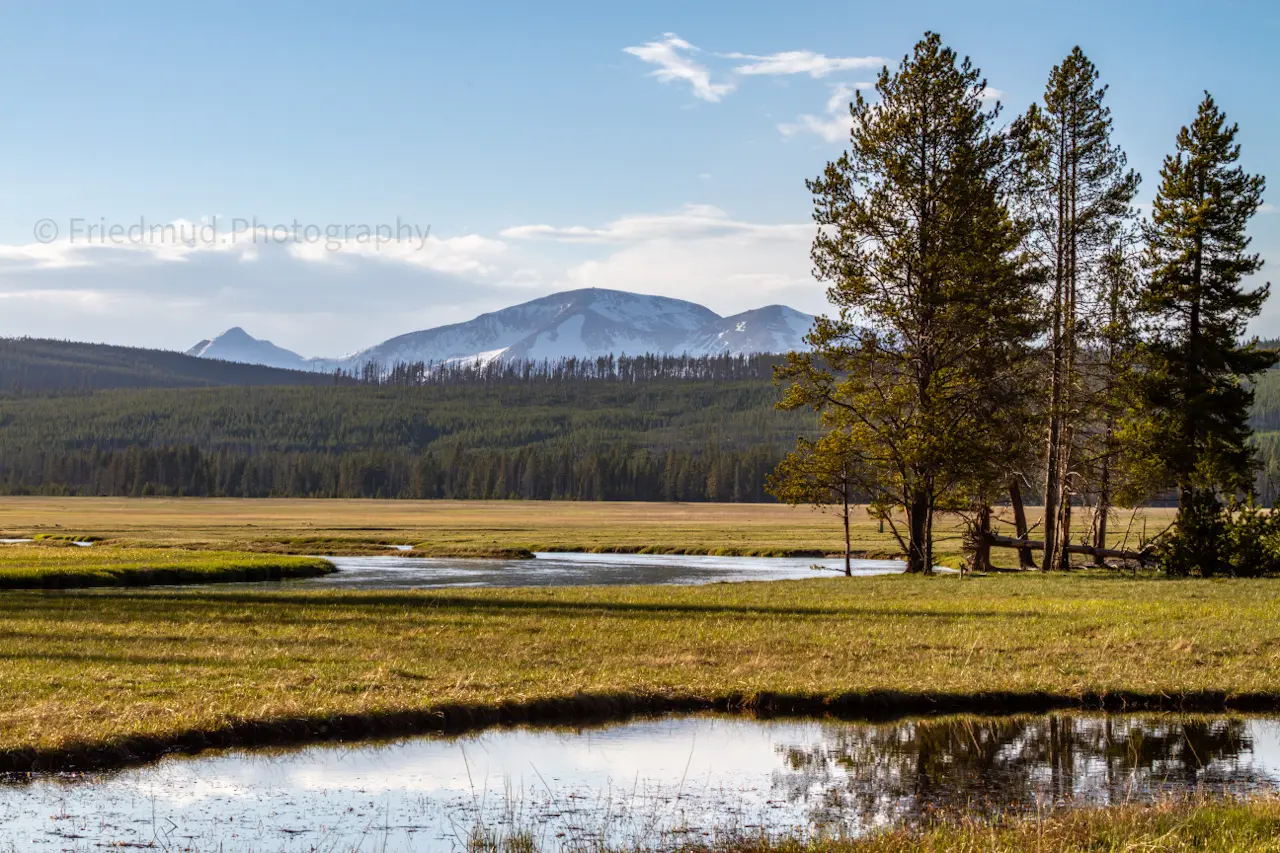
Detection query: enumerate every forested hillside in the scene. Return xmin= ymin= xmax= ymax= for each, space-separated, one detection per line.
xmin=0 ymin=338 xmax=342 ymax=393
xmin=0 ymin=366 xmax=811 ymax=500
xmin=5 ymin=341 xmax=1280 ymax=503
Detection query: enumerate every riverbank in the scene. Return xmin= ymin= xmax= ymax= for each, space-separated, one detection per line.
xmin=0 ymin=496 xmax=1175 ymax=565
xmin=0 ymin=544 xmax=333 ymax=588
xmin=1 ymin=570 xmax=1277 ymax=771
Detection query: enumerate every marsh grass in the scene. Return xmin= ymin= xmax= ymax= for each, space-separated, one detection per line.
xmin=0 ymin=497 xmax=1177 ymax=565
xmin=1 ymin=571 xmax=1280 ymax=769
xmin=464 ymin=797 xmax=1280 ymax=852
xmin=0 ymin=544 xmax=332 ymax=588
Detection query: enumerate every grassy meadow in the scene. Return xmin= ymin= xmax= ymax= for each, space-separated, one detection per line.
xmin=0 ymin=496 xmax=1175 ymax=565
xmin=0 ymin=569 xmax=1278 ymax=770
xmin=0 ymin=544 xmax=332 ymax=588
xmin=472 ymin=798 xmax=1280 ymax=853
xmin=0 ymin=498 xmax=1272 ymax=851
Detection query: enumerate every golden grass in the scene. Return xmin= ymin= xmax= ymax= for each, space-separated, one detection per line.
xmin=579 ymin=798 xmax=1280 ymax=853
xmin=0 ymin=570 xmax=1277 ymax=769
xmin=0 ymin=497 xmax=1176 ymax=564
xmin=0 ymin=543 xmax=332 ymax=588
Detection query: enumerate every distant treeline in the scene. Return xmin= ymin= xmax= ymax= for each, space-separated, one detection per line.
xmin=0 ymin=337 xmax=341 ymax=393
xmin=340 ymin=352 xmax=785 ymax=386
xmin=2 ymin=444 xmax=781 ymax=501
xmin=0 ymin=375 xmax=809 ymax=500
xmin=7 ymin=339 xmax=1280 ymax=503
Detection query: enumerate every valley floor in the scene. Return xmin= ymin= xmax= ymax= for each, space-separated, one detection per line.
xmin=0 ymin=569 xmax=1276 ymax=770
xmin=0 ymin=496 xmax=1176 ymax=565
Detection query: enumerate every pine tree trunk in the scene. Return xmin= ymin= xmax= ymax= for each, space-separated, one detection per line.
xmin=843 ymin=492 xmax=852 ymax=577
xmin=906 ymin=489 xmax=930 ymax=574
xmin=972 ymin=504 xmax=993 ymax=573
xmin=1043 ymin=113 xmax=1069 ymax=572
xmin=1010 ymin=479 xmax=1035 ymax=569
xmin=1054 ymin=108 xmax=1080 ymax=572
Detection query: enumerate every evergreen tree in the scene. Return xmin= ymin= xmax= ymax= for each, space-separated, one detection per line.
xmin=1134 ymin=93 xmax=1275 ymax=575
xmin=1085 ymin=236 xmax=1143 ymax=559
xmin=1013 ymin=47 xmax=1140 ymax=570
xmin=766 ymin=431 xmax=862 ymax=576
xmin=779 ymin=32 xmax=1040 ymax=574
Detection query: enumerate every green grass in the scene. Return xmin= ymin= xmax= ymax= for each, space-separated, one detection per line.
xmin=472 ymin=798 xmax=1280 ymax=852
xmin=2 ymin=571 xmax=1280 ymax=769
xmin=735 ymin=799 xmax=1280 ymax=853
xmin=0 ymin=496 xmax=1177 ymax=566
xmin=0 ymin=544 xmax=333 ymax=589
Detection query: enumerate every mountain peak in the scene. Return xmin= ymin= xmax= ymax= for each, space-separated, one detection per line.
xmin=188 ymin=288 xmax=815 ymax=371
xmin=187 ymin=328 xmax=309 ymax=371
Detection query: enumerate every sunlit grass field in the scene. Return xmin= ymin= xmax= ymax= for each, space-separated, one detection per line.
xmin=0 ymin=544 xmax=332 ymax=588
xmin=0 ymin=497 xmax=1176 ymax=564
xmin=477 ymin=798 xmax=1280 ymax=853
xmin=0 ymin=569 xmax=1276 ymax=769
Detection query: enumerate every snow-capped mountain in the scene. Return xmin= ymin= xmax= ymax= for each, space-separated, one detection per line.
xmin=681 ymin=305 xmax=815 ymax=356
xmin=189 ymin=288 xmax=815 ymax=370
xmin=185 ymin=327 xmax=312 ymax=371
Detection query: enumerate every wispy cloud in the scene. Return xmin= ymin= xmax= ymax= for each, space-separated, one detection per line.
xmin=501 ymin=204 xmax=810 ymax=245
xmin=723 ymin=50 xmax=883 ymax=78
xmin=623 ymin=34 xmax=734 ymax=103
xmin=777 ymin=83 xmax=870 ymax=143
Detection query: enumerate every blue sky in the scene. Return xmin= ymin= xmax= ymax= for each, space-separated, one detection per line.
xmin=0 ymin=0 xmax=1275 ymax=355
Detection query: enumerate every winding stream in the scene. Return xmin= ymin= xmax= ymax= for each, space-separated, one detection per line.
xmin=4 ymin=713 xmax=1276 ymax=852
xmin=288 ymin=551 xmax=906 ymax=590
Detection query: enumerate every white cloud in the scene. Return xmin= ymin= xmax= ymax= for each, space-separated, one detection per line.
xmin=777 ymin=82 xmax=868 ymax=143
xmin=501 ymin=204 xmax=808 ymax=245
xmin=0 ymin=208 xmax=833 ymax=354
xmin=623 ymin=34 xmax=734 ymax=103
xmin=0 ymin=219 xmax=502 ymax=278
xmin=724 ymin=50 xmax=883 ymax=78
xmin=1261 ymin=203 xmax=1276 ymax=214
xmin=981 ymin=87 xmax=1005 ymax=102
xmin=502 ymin=205 xmax=819 ymax=311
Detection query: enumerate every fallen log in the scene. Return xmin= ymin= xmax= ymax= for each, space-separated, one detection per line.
xmin=984 ymin=533 xmax=1153 ymax=564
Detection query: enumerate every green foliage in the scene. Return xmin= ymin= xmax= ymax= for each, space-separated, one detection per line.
xmin=1133 ymin=93 xmax=1275 ymax=499
xmin=765 ymin=431 xmax=861 ymax=510
xmin=1157 ymin=495 xmax=1280 ymax=578
xmin=0 ymin=369 xmax=812 ymax=501
xmin=1012 ymin=47 xmax=1141 ymax=570
xmin=766 ymin=430 xmax=862 ymax=572
xmin=1156 ymin=489 xmax=1228 ymax=576
xmin=779 ymin=32 xmax=1040 ymax=573
xmin=1223 ymin=500 xmax=1280 ymax=578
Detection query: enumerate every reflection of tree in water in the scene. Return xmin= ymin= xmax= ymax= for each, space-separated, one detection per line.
xmin=772 ymin=715 xmax=1263 ymax=833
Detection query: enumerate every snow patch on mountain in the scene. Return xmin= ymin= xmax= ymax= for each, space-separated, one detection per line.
xmin=188 ymin=288 xmax=816 ymax=371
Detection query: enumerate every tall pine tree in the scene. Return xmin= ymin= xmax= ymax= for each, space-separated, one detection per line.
xmin=778 ymin=33 xmax=1040 ymax=574
xmin=1135 ymin=93 xmax=1274 ymax=575
xmin=1014 ymin=48 xmax=1140 ymax=570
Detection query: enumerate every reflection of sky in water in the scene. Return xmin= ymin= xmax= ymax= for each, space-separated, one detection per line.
xmin=257 ymin=551 xmax=907 ymax=590
xmin=3 ymin=715 xmax=1278 ymax=852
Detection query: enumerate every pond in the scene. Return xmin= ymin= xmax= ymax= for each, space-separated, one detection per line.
xmin=283 ymin=552 xmax=907 ymax=590
xmin=5 ymin=713 xmax=1277 ymax=852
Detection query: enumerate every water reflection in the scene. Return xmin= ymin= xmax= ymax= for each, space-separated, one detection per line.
xmin=777 ymin=715 xmax=1265 ymax=832
xmin=2 ymin=714 xmax=1275 ymax=852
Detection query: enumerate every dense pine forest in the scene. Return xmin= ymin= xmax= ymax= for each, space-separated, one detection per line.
xmin=0 ymin=354 xmax=811 ymax=500
xmin=3 ymin=345 xmax=1280 ymax=502
xmin=0 ymin=338 xmax=341 ymax=392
